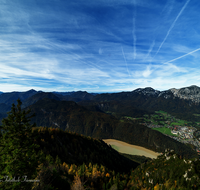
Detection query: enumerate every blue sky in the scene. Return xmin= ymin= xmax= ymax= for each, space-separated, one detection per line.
xmin=1 ymin=0 xmax=200 ymax=92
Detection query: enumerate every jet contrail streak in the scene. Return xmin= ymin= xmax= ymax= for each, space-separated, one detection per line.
xmin=164 ymin=47 xmax=200 ymax=64
xmin=133 ymin=18 xmax=137 ymax=60
xmin=121 ymin=46 xmax=131 ymax=77
xmin=155 ymin=0 xmax=190 ymax=56
xmin=133 ymin=0 xmax=137 ymax=60
xmin=143 ymin=40 xmax=155 ymax=61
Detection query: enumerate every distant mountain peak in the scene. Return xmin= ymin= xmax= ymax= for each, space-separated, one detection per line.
xmin=27 ymin=89 xmax=37 ymax=92
xmin=170 ymin=85 xmax=200 ymax=103
xmin=133 ymin=87 xmax=160 ymax=96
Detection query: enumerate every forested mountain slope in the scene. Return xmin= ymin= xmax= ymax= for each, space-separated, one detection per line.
xmin=1 ymin=99 xmax=200 ymax=189
xmin=26 ymin=98 xmax=198 ymax=159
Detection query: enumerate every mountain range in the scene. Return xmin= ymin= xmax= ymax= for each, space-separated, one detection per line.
xmin=1 ymin=85 xmax=200 ymax=159
xmin=2 ymin=85 xmax=200 ymax=189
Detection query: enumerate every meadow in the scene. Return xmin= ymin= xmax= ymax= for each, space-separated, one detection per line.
xmin=103 ymin=139 xmax=160 ymax=159
xmin=152 ymin=127 xmax=178 ymax=137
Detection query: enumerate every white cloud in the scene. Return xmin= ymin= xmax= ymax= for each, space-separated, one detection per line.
xmin=173 ymin=44 xmax=191 ymax=53
xmin=142 ymin=65 xmax=153 ymax=77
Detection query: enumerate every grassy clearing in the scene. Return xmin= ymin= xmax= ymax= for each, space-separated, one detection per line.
xmin=111 ymin=145 xmax=120 ymax=151
xmin=126 ymin=116 xmax=133 ymax=119
xmin=152 ymin=127 xmax=178 ymax=137
xmin=155 ymin=110 xmax=167 ymax=114
xmin=105 ymin=139 xmax=160 ymax=158
xmin=171 ymin=120 xmax=185 ymax=126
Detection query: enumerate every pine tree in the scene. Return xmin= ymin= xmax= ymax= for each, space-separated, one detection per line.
xmin=0 ymin=99 xmax=45 ymax=190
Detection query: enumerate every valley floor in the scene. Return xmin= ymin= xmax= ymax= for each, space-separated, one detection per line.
xmin=102 ymin=139 xmax=161 ymax=159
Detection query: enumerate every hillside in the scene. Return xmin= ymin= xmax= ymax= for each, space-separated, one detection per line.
xmin=31 ymin=128 xmax=200 ymax=190
xmin=31 ymin=127 xmax=139 ymax=173
xmin=1 ymin=100 xmax=200 ymax=190
xmin=127 ymin=149 xmax=200 ymax=189
xmin=2 ymin=127 xmax=200 ymax=190
xmin=25 ymin=98 xmax=198 ymax=159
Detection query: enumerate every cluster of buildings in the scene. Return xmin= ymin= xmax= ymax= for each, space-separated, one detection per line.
xmin=171 ymin=126 xmax=195 ymax=139
xmin=146 ymin=123 xmax=200 ymax=154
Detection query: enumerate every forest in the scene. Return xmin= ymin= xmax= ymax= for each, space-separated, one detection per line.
xmin=1 ymin=99 xmax=200 ymax=189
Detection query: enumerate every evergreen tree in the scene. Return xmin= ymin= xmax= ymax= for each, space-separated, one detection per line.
xmin=0 ymin=99 xmax=45 ymax=190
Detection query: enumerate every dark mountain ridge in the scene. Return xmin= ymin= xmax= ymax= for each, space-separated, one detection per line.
xmin=0 ymin=89 xmax=38 ymax=106
xmin=21 ymin=92 xmax=60 ymax=109
xmin=0 ymin=85 xmax=200 ymax=124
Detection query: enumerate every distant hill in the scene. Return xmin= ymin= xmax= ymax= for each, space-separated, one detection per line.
xmin=78 ymin=100 xmax=153 ymax=118
xmin=21 ymin=92 xmax=60 ymax=109
xmin=83 ymin=86 xmax=200 ymax=122
xmin=0 ymin=89 xmax=37 ymax=106
xmin=1 ymin=86 xmax=200 ymax=122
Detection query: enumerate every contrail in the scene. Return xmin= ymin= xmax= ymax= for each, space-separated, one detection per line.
xmin=133 ymin=18 xmax=137 ymax=60
xmin=143 ymin=40 xmax=155 ymax=61
xmin=133 ymin=0 xmax=137 ymax=60
xmin=155 ymin=0 xmax=190 ymax=56
xmin=121 ymin=46 xmax=131 ymax=77
xmin=164 ymin=47 xmax=200 ymax=64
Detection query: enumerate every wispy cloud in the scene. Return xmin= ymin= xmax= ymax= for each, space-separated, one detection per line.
xmin=133 ymin=17 xmax=137 ymax=60
xmin=164 ymin=47 xmax=200 ymax=64
xmin=155 ymin=0 xmax=190 ymax=56
xmin=132 ymin=0 xmax=137 ymax=60
xmin=143 ymin=40 xmax=155 ymax=62
xmin=121 ymin=46 xmax=131 ymax=77
xmin=0 ymin=0 xmax=199 ymax=92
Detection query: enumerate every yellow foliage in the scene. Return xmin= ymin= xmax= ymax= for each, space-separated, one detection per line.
xmin=71 ymin=173 xmax=85 ymax=190
xmin=62 ymin=162 xmax=69 ymax=171
xmin=92 ymin=167 xmax=98 ymax=179
xmin=68 ymin=165 xmax=74 ymax=174
xmin=97 ymin=171 xmax=101 ymax=177
xmin=89 ymin=162 xmax=92 ymax=168
xmin=154 ymin=183 xmax=159 ymax=190
xmin=164 ymin=180 xmax=172 ymax=189
xmin=85 ymin=171 xmax=91 ymax=178
xmin=100 ymin=165 xmax=105 ymax=174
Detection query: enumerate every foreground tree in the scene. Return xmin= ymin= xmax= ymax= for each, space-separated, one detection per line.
xmin=0 ymin=99 xmax=44 ymax=190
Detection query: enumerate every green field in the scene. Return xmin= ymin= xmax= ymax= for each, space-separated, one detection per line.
xmin=152 ymin=127 xmax=178 ymax=136
xmin=171 ymin=120 xmax=185 ymax=126
xmin=111 ymin=145 xmax=120 ymax=151
xmin=155 ymin=110 xmax=167 ymax=114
